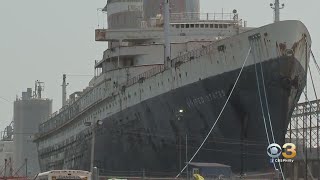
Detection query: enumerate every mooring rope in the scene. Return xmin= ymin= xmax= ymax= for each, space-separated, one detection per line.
xmin=175 ymin=47 xmax=252 ymax=178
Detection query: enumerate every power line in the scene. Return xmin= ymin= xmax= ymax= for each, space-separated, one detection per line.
xmin=65 ymin=74 xmax=94 ymax=77
xmin=0 ymin=97 xmax=10 ymax=103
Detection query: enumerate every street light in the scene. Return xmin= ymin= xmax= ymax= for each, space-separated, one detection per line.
xmin=175 ymin=108 xmax=189 ymax=179
xmin=84 ymin=119 xmax=103 ymax=174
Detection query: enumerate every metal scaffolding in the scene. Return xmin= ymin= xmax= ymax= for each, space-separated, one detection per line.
xmin=285 ymin=99 xmax=320 ymax=179
xmin=287 ymin=99 xmax=320 ymax=150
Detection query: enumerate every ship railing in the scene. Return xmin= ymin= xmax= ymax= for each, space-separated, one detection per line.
xmin=121 ymin=65 xmax=166 ymax=88
xmin=171 ymin=42 xmax=217 ymax=67
xmin=121 ymin=42 xmax=218 ymax=89
xmin=170 ymin=12 xmax=239 ymax=23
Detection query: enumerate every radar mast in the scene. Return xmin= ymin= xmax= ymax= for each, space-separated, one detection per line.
xmin=270 ymin=0 xmax=285 ymax=22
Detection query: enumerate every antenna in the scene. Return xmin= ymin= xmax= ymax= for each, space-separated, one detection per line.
xmin=62 ymin=74 xmax=69 ymax=107
xmin=270 ymin=0 xmax=285 ymax=22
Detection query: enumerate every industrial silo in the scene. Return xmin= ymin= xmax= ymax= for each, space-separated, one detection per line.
xmin=13 ymin=83 xmax=52 ymax=177
xmin=0 ymin=124 xmax=14 ymax=177
xmin=103 ymin=0 xmax=143 ymax=29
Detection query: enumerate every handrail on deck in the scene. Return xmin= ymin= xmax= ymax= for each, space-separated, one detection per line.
xmin=170 ymin=12 xmax=238 ymax=22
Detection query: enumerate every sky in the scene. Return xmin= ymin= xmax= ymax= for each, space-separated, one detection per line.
xmin=0 ymin=0 xmax=319 ymax=131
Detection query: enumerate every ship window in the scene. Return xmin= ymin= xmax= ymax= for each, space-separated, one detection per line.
xmin=195 ymin=24 xmax=199 ymax=28
xmin=200 ymin=24 xmax=204 ymax=28
xmin=176 ymin=24 xmax=180 ymax=28
xmin=219 ymin=24 xmax=223 ymax=28
xmin=224 ymin=24 xmax=228 ymax=28
xmin=186 ymin=24 xmax=189 ymax=28
xmin=185 ymin=72 xmax=188 ymax=77
xmin=190 ymin=24 xmax=194 ymax=28
xmin=205 ymin=24 xmax=209 ymax=28
xmin=181 ymin=24 xmax=185 ymax=28
xmin=210 ymin=24 xmax=214 ymax=28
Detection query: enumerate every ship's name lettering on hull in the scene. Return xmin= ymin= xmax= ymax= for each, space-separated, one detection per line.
xmin=186 ymin=90 xmax=226 ymax=108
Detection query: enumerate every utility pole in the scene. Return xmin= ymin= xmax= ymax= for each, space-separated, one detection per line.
xmin=270 ymin=0 xmax=285 ymax=22
xmin=186 ymin=134 xmax=188 ymax=180
xmin=4 ymin=159 xmax=7 ymax=178
xmin=90 ymin=124 xmax=96 ymax=174
xmin=164 ymin=0 xmax=171 ymax=68
xmin=25 ymin=158 xmax=28 ymax=178
xmin=84 ymin=119 xmax=103 ymax=176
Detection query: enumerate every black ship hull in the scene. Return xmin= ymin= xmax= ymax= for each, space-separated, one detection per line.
xmin=57 ymin=55 xmax=305 ymax=176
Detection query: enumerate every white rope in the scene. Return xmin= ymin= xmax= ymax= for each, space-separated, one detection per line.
xmin=252 ymin=41 xmax=271 ymax=144
xmin=253 ymin=39 xmax=285 ymax=180
xmin=311 ymin=51 xmax=320 ymax=76
xmin=175 ymin=47 xmax=252 ymax=178
xmin=257 ymin=42 xmax=276 ymax=143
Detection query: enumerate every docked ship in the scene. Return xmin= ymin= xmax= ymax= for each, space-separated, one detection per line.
xmin=34 ymin=0 xmax=311 ymax=176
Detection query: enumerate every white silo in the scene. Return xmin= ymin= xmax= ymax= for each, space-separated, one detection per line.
xmin=13 ymin=82 xmax=52 ymax=177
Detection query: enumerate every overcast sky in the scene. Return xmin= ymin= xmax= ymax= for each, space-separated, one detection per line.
xmin=0 ymin=0 xmax=319 ymax=132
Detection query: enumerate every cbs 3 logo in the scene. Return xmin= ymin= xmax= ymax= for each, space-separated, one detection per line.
xmin=267 ymin=143 xmax=296 ymax=159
